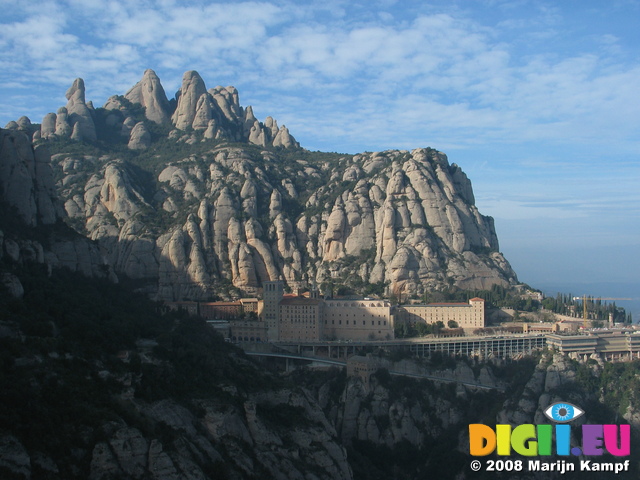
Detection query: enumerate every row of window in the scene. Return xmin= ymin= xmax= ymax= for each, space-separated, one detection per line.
xmin=327 ymin=319 xmax=388 ymax=326
xmin=326 ymin=303 xmax=386 ymax=308
xmin=231 ymin=336 xmax=262 ymax=341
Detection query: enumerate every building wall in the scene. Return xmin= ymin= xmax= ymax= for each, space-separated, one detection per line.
xmin=199 ymin=302 xmax=242 ymax=320
xmin=230 ymin=320 xmax=268 ymax=342
xmin=239 ymin=298 xmax=261 ymax=315
xmin=400 ymin=298 xmax=485 ymax=329
xmin=263 ymin=281 xmax=284 ymax=341
xmin=346 ymin=355 xmax=381 ymax=390
xmin=261 ymin=293 xmax=394 ymax=342
xmin=323 ymin=300 xmax=393 ymax=341
xmin=547 ymin=331 xmax=640 ymax=361
xmin=278 ymin=298 xmax=323 ymax=342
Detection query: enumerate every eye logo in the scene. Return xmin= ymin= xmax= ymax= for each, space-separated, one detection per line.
xmin=544 ymin=402 xmax=584 ymax=423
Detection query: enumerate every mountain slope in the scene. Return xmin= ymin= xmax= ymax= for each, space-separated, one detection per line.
xmin=4 ymin=69 xmax=517 ymax=300
xmin=0 ymin=264 xmax=353 ymax=480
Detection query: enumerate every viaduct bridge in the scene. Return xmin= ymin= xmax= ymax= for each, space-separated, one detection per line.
xmin=242 ymin=334 xmax=547 ymax=390
xmin=244 ymin=351 xmax=504 ymax=390
xmin=250 ymin=334 xmax=547 ymax=360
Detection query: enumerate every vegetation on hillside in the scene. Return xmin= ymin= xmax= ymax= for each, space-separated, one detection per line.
xmin=1 ymin=256 xmax=637 ymax=479
xmin=0 ymin=259 xmax=282 ymax=478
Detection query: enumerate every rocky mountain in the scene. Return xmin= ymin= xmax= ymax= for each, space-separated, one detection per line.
xmin=0 ymin=127 xmax=115 ymax=288
xmin=0 ymin=265 xmax=354 ymax=480
xmin=3 ymin=69 xmax=516 ymax=300
xmin=0 ymin=255 xmax=508 ymax=480
xmin=0 ymin=262 xmax=637 ymax=479
xmin=296 ymin=352 xmax=640 ymax=479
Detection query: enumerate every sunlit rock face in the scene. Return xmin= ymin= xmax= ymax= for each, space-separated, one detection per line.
xmin=4 ymin=70 xmax=516 ymax=300
xmin=124 ymin=68 xmax=172 ymax=125
xmin=52 ymin=143 xmax=516 ymax=300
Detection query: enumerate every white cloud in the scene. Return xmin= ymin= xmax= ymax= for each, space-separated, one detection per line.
xmin=1 ymin=0 xmax=639 ymax=157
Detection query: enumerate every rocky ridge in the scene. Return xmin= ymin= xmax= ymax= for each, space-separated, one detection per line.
xmin=0 ymin=127 xmax=114 ymax=283
xmin=0 ymin=265 xmax=353 ymax=480
xmin=298 ymin=351 xmax=640 ymax=479
xmin=4 ymin=69 xmax=516 ymax=300
xmin=83 ymin=392 xmax=352 ymax=480
xmin=0 ymin=258 xmax=637 ymax=480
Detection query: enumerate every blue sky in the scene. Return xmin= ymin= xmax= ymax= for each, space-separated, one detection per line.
xmin=1 ymin=0 xmax=639 ymax=305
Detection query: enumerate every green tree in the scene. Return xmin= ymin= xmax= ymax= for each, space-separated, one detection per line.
xmin=415 ymin=322 xmax=432 ymax=336
xmin=433 ymin=321 xmax=445 ymax=334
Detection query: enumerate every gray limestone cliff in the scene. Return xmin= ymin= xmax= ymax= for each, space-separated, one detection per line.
xmin=80 ymin=392 xmax=352 ymax=480
xmin=32 ymin=78 xmax=98 ymax=142
xmin=124 ymin=69 xmax=172 ymax=125
xmin=65 ymin=78 xmax=97 ymax=142
xmin=0 ymin=128 xmax=114 ymax=279
xmin=0 ymin=128 xmax=59 ymax=227
xmin=52 ymin=144 xmax=515 ymax=300
xmin=6 ymin=70 xmax=516 ymax=300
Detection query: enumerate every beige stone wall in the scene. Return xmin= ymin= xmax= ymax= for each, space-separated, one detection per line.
xmin=278 ymin=299 xmax=323 ymax=342
xmin=346 ymin=355 xmax=381 ymax=390
xmin=322 ymin=300 xmax=393 ymax=341
xmin=401 ymin=299 xmax=485 ymax=329
xmin=263 ymin=281 xmax=283 ymax=341
xmin=272 ymin=298 xmax=394 ymax=342
xmin=230 ymin=320 xmax=268 ymax=342
xmin=240 ymin=298 xmax=260 ymax=314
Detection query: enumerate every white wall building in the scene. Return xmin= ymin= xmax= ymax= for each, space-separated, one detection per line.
xmin=399 ymin=298 xmax=485 ymax=330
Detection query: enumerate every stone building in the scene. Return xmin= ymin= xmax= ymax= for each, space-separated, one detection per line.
xmin=262 ymin=281 xmax=394 ymax=342
xmin=168 ymin=290 xmax=387 ymax=343
xmin=229 ymin=319 xmax=269 ymax=343
xmin=346 ymin=355 xmax=382 ymax=391
xmin=199 ymin=301 xmax=242 ymax=320
xmin=398 ymin=298 xmax=485 ymax=330
xmin=240 ymin=298 xmax=261 ymax=316
xmin=263 ymin=281 xmax=284 ymax=340
xmin=547 ymin=330 xmax=640 ymax=361
xmin=323 ymin=299 xmax=393 ymax=341
xmin=279 ymin=297 xmax=324 ymax=342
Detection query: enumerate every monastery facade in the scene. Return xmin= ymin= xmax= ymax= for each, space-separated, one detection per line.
xmin=397 ymin=298 xmax=486 ymax=330
xmin=266 ymin=281 xmax=394 ymax=342
xmin=166 ymin=283 xmax=486 ymax=342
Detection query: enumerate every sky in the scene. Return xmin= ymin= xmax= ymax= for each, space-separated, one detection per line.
xmin=1 ymin=0 xmax=639 ymax=312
